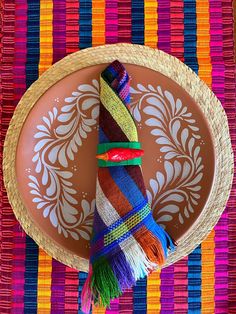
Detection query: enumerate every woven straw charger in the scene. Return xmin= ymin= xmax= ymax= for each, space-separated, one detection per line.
xmin=3 ymin=44 xmax=234 ymax=272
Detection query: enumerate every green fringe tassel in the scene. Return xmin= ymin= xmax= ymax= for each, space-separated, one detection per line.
xmin=91 ymin=258 xmax=122 ymax=307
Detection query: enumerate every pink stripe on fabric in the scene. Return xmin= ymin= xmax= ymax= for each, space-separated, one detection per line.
xmin=170 ymin=3 xmax=186 ymax=311
xmin=105 ymin=0 xmax=118 ymax=43
xmin=14 ymin=0 xmax=27 ymax=103
xmin=64 ymin=267 xmax=79 ymax=312
xmin=119 ymin=289 xmax=133 ymax=313
xmin=174 ymin=257 xmax=188 ymax=313
xmin=12 ymin=0 xmax=27 ymax=311
xmin=222 ymin=1 xmax=236 ymax=311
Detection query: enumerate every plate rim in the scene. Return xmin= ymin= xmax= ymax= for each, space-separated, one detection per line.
xmin=3 ymin=43 xmax=234 ymax=272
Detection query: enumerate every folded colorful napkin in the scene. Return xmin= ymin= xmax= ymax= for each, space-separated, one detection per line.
xmin=82 ymin=60 xmax=175 ymax=312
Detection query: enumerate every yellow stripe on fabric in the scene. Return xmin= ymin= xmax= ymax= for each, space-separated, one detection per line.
xmin=39 ymin=0 xmax=53 ymax=75
xmin=92 ymin=0 xmax=105 ymax=46
xmin=147 ymin=269 xmax=161 ymax=314
xmin=37 ymin=249 xmax=52 ymax=313
xmin=145 ymin=1 xmax=159 ymax=311
xmin=144 ymin=0 xmax=158 ymax=48
xmin=37 ymin=2 xmax=53 ymax=312
xmin=196 ymin=0 xmax=212 ymax=88
xmin=196 ymin=2 xmax=214 ymax=312
xmin=100 ymin=77 xmax=138 ymax=142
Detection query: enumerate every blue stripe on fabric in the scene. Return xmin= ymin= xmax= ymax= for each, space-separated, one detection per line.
xmin=24 ymin=1 xmax=40 ymax=312
xmin=79 ymin=0 xmax=92 ymax=49
xmin=183 ymin=0 xmax=198 ymax=73
xmin=183 ymin=1 xmax=201 ymax=312
xmin=131 ymin=0 xmax=144 ymax=45
xmin=26 ymin=0 xmax=40 ymax=88
xmin=24 ymin=236 xmax=38 ymax=313
xmin=188 ymin=245 xmax=202 ymax=313
xmin=131 ymin=5 xmax=146 ymax=310
xmin=78 ymin=272 xmax=91 ymax=314
xmin=109 ymin=166 xmax=146 ymax=207
xmin=133 ymin=277 xmax=147 ymax=313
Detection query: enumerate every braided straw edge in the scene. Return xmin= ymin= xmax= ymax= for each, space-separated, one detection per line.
xmin=3 ymin=43 xmax=234 ymax=272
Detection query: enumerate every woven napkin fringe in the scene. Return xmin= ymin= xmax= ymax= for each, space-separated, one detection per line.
xmin=82 ymin=216 xmax=174 ymax=311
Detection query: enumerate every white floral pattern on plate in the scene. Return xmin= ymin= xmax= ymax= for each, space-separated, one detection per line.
xmin=29 ymin=80 xmax=204 ymax=240
xmin=29 ymin=80 xmax=99 ymax=240
xmin=130 ymin=84 xmax=203 ymax=228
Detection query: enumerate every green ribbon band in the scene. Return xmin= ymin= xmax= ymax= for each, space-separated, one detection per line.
xmin=97 ymin=142 xmax=142 ymax=167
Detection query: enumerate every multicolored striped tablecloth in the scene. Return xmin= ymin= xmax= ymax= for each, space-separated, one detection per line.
xmin=0 ymin=0 xmax=235 ymax=313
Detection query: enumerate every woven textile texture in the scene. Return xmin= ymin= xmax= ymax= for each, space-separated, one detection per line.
xmin=81 ymin=60 xmax=175 ymax=311
xmin=0 ymin=0 xmax=235 ymax=313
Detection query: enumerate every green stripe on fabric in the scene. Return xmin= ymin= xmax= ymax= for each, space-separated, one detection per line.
xmin=104 ymin=204 xmax=150 ymax=246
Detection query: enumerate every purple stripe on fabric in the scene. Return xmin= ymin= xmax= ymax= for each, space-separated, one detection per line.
xmin=53 ymin=0 xmax=66 ymax=63
xmin=210 ymin=1 xmax=228 ymax=312
xmin=160 ymin=265 xmax=174 ymax=313
xmin=12 ymin=225 xmax=26 ymax=312
xmin=106 ymin=298 xmax=120 ymax=314
xmin=157 ymin=0 xmax=171 ymax=53
xmin=50 ymin=259 xmax=66 ymax=313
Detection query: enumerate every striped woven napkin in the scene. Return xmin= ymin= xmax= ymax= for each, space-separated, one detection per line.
xmin=82 ymin=60 xmax=175 ymax=312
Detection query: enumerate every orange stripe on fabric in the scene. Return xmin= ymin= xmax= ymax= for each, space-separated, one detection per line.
xmin=37 ymin=2 xmax=53 ymax=312
xmin=98 ymin=168 xmax=133 ymax=216
xmin=144 ymin=0 xmax=158 ymax=48
xmin=145 ymin=0 xmax=160 ymax=310
xmin=92 ymin=0 xmax=105 ymax=46
xmin=37 ymin=249 xmax=52 ymax=313
xmin=196 ymin=1 xmax=214 ymax=312
xmin=201 ymin=230 xmax=215 ymax=313
xmin=147 ymin=269 xmax=161 ymax=314
xmin=39 ymin=0 xmax=53 ymax=75
xmin=196 ymin=0 xmax=212 ymax=88
xmin=93 ymin=305 xmax=106 ymax=314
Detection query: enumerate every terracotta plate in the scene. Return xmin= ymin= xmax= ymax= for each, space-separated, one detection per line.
xmin=3 ymin=44 xmax=233 ymax=271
